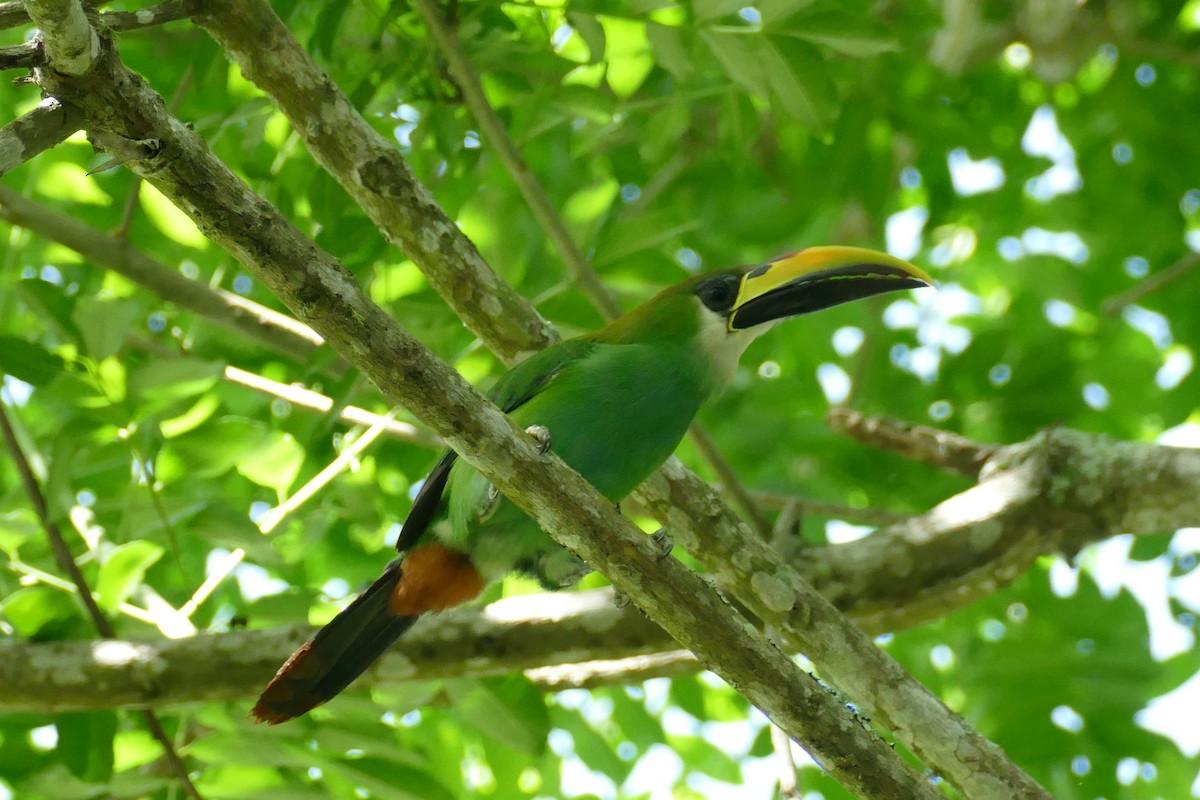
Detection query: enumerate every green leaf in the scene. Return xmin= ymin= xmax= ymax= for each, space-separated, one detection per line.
xmin=73 ymin=296 xmax=140 ymax=360
xmin=235 ymin=429 xmax=305 ymax=496
xmin=568 ymin=12 xmax=606 ymax=63
xmin=550 ymin=706 xmax=631 ymax=783
xmin=692 ymin=0 xmax=750 ymax=23
xmin=773 ymin=12 xmax=900 ymax=57
xmin=96 ymin=540 xmax=164 ymax=613
xmin=314 ymin=755 xmax=456 ymax=800
xmin=1 ymin=586 xmax=81 ymax=639
xmin=444 ymin=676 xmax=550 ymax=755
xmin=0 ymin=335 xmax=64 ymax=386
xmin=756 ymin=0 xmax=818 ymax=24
xmin=759 ymin=35 xmax=836 ymax=132
xmin=596 ymin=210 xmax=701 ymax=265
xmin=669 ymin=734 xmax=743 ymax=782
xmin=16 ymin=278 xmax=79 ymax=342
xmin=127 ymin=358 xmax=223 ymax=411
xmin=646 ymin=23 xmax=692 ymax=78
xmin=700 ymin=30 xmax=764 ymax=94
xmin=57 ymin=711 xmax=116 ymax=782
xmin=188 ymin=731 xmax=305 ymax=768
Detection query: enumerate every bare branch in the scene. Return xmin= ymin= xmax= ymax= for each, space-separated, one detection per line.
xmin=414 ymin=0 xmax=621 ymax=321
xmin=24 ymin=0 xmax=100 ymax=75
xmin=0 ymin=98 xmax=81 ymax=178
xmin=191 ymin=0 xmax=556 ymax=365
xmin=828 ymin=407 xmax=998 ymax=477
xmin=6 ymin=419 xmax=1196 ymax=719
xmin=0 ymin=590 xmax=677 ymax=713
xmin=0 ymin=39 xmax=40 ymax=69
xmin=634 ymin=457 xmax=1051 ymax=800
xmin=223 ymin=366 xmax=441 ymax=447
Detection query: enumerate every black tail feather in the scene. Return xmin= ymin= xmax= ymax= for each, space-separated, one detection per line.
xmin=252 ymin=561 xmax=418 ymax=724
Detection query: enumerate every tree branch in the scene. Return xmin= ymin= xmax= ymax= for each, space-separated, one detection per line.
xmin=0 ymin=98 xmax=82 ymax=178
xmin=414 ymin=0 xmax=622 ymax=321
xmin=828 ymin=406 xmax=998 ymax=477
xmin=190 ymin=0 xmax=556 ymax=365
xmin=0 ymin=404 xmax=203 ymax=800
xmin=633 ymin=457 xmax=1052 ymax=800
xmin=33 ymin=20 xmax=939 ymax=800
xmin=0 ymin=185 xmax=321 ymax=362
xmin=24 ymin=0 xmax=100 ymax=76
xmin=103 ymin=0 xmax=190 ymax=32
xmin=1102 ymin=251 xmax=1200 ymax=316
xmin=6 ymin=415 xmax=1196 ymax=716
xmin=0 ymin=590 xmax=678 ymax=713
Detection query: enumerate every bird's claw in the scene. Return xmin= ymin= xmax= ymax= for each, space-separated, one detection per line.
xmin=525 ymin=425 xmax=552 ymax=455
xmin=612 ymin=591 xmax=632 ymax=609
xmin=650 ymin=529 xmax=674 ymax=559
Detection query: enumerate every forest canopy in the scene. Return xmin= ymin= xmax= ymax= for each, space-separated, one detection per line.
xmin=1 ymin=1 xmax=1199 ymax=799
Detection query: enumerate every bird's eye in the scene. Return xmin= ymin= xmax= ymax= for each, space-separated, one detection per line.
xmin=697 ymin=277 xmax=738 ymax=312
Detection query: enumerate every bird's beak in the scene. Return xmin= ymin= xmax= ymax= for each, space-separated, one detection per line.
xmin=727 ymin=246 xmax=934 ymax=331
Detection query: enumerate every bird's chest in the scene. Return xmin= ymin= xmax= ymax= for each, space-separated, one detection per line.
xmin=445 ymin=345 xmax=707 ymax=585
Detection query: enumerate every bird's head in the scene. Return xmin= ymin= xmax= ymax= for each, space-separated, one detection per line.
xmin=600 ymin=246 xmax=933 ymax=389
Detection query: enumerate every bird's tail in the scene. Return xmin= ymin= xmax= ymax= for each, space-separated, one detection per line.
xmin=251 ymin=560 xmax=417 ymax=724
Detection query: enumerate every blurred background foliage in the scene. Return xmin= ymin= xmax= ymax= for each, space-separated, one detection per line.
xmin=1 ymin=0 xmax=1199 ymax=797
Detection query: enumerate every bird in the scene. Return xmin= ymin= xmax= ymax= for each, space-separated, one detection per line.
xmin=252 ymin=245 xmax=933 ymax=723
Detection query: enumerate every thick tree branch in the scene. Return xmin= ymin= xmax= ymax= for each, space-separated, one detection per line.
xmin=631 ymin=461 xmax=1050 ymax=800
xmin=190 ymin=0 xmax=555 ymax=365
xmin=33 ymin=23 xmax=938 ymax=800
xmin=7 ymin=408 xmax=1198 ymax=714
xmin=414 ymin=0 xmax=621 ymax=321
xmin=24 ymin=0 xmax=99 ymax=76
xmin=0 ymin=97 xmax=81 ymax=177
xmin=0 ymin=590 xmax=678 ymax=713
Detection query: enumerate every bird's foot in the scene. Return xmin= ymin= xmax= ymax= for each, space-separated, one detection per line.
xmin=650 ymin=529 xmax=674 ymax=559
xmin=525 ymin=424 xmax=552 ymax=455
xmin=612 ymin=590 xmax=632 ymax=609
xmin=479 ymin=484 xmax=501 ymax=522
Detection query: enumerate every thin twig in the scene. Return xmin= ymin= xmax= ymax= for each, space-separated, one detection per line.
xmin=0 ymin=186 xmax=322 ymax=361
xmin=413 ymin=0 xmax=621 ymax=320
xmin=1102 ymin=251 xmax=1200 ymax=316
xmin=223 ymin=366 xmax=440 ymax=447
xmin=827 ymin=407 xmax=996 ymax=478
xmin=0 ymin=403 xmax=203 ymax=800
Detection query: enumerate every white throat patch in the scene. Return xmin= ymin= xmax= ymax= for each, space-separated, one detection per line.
xmin=696 ymin=305 xmax=770 ymax=390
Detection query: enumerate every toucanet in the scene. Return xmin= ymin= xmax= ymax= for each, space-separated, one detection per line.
xmin=252 ymin=246 xmax=933 ymax=723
